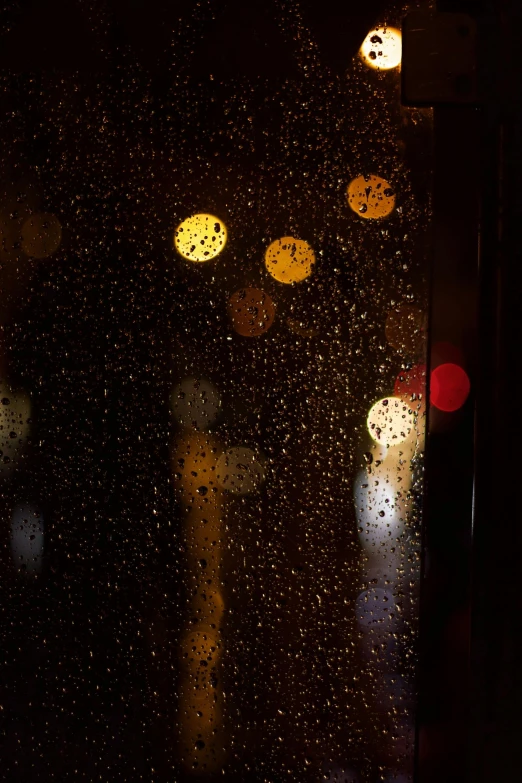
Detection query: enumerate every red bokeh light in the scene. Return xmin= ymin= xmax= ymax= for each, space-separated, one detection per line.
xmin=430 ymin=363 xmax=470 ymax=412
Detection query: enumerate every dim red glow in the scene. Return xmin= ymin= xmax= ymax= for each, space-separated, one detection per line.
xmin=394 ymin=364 xmax=426 ymax=412
xmin=431 ymin=341 xmax=464 ymax=370
xmin=430 ymin=363 xmax=470 ymax=412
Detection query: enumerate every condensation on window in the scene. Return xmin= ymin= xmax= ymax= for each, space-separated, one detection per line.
xmin=0 ymin=2 xmax=432 ymax=781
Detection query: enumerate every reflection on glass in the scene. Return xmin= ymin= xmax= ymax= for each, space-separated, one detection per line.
xmin=385 ymin=305 xmax=426 ymax=355
xmin=227 ymin=287 xmax=276 ymax=337
xmin=10 ymin=504 xmax=44 ymax=575
xmin=367 ymin=397 xmax=415 ymax=447
xmin=431 ymin=363 xmax=470 ymax=412
xmin=347 ymin=174 xmax=396 ymax=219
xmin=21 ymin=212 xmax=62 ymax=258
xmin=264 ymin=236 xmax=315 ymax=284
xmin=174 ymin=213 xmax=227 ymax=262
xmin=0 ymin=385 xmax=31 ymax=471
xmin=171 ymin=378 xmax=221 ymax=430
xmin=216 ymin=446 xmax=265 ymax=495
xmin=359 ymin=26 xmax=402 ymax=70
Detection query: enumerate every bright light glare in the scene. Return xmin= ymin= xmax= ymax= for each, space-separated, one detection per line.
xmin=367 ymin=396 xmax=415 ymax=446
xmin=21 ymin=212 xmax=62 ymax=258
xmin=265 ymin=236 xmax=315 ymax=284
xmin=11 ymin=504 xmax=44 ymax=574
xmin=354 ymin=469 xmax=404 ymax=550
xmin=347 ymin=174 xmax=396 ymax=220
xmin=216 ymin=447 xmax=265 ymax=495
xmin=174 ymin=213 xmax=227 ymax=262
xmin=360 ymin=26 xmax=402 ymax=70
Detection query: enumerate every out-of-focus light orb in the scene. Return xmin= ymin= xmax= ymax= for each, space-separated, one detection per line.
xmin=228 ymin=287 xmax=276 ymax=337
xmin=216 ymin=447 xmax=265 ymax=495
xmin=172 ymin=378 xmax=220 ymax=430
xmin=21 ymin=212 xmax=62 ymax=258
xmin=172 ymin=432 xmax=222 ymax=503
xmin=264 ymin=236 xmax=315 ymax=284
xmin=367 ymin=396 xmax=415 ymax=447
xmin=356 ymin=587 xmax=395 ymax=628
xmin=431 ymin=363 xmax=470 ymax=412
xmin=11 ymin=504 xmax=44 ymax=575
xmin=359 ymin=26 xmax=402 ymax=70
xmin=174 ymin=213 xmax=227 ymax=262
xmin=0 ymin=385 xmax=31 ymax=470
xmin=385 ymin=305 xmax=426 ymax=355
xmin=347 ymin=174 xmax=396 ymax=219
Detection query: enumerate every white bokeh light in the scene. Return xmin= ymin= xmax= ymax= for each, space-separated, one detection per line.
xmin=367 ymin=396 xmax=415 ymax=447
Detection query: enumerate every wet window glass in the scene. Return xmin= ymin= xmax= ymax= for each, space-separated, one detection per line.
xmin=0 ymin=2 xmax=433 ymax=781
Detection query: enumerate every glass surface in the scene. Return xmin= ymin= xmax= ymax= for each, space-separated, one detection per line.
xmin=0 ymin=2 xmax=432 ymax=781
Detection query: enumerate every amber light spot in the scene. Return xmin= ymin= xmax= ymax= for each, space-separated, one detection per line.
xmin=347 ymin=174 xmax=396 ymax=220
xmin=21 ymin=212 xmax=62 ymax=258
xmin=264 ymin=236 xmax=315 ymax=284
xmin=359 ymin=26 xmax=402 ymax=70
xmin=174 ymin=213 xmax=227 ymax=262
xmin=228 ymin=287 xmax=276 ymax=337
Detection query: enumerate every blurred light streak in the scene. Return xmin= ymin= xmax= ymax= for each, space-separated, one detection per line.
xmin=10 ymin=503 xmax=44 ymax=575
xmin=173 ymin=430 xmax=226 ymax=773
xmin=216 ymin=446 xmax=265 ymax=495
xmin=0 ymin=385 xmax=31 ymax=471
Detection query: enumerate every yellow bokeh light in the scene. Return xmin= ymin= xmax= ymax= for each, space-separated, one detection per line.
xmin=174 ymin=213 xmax=227 ymax=262
xmin=264 ymin=236 xmax=315 ymax=284
xmin=21 ymin=212 xmax=62 ymax=258
xmin=367 ymin=396 xmax=415 ymax=447
xmin=359 ymin=26 xmax=402 ymax=70
xmin=347 ymin=174 xmax=396 ymax=219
